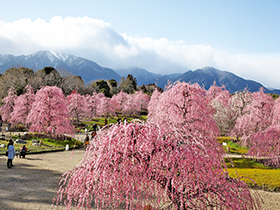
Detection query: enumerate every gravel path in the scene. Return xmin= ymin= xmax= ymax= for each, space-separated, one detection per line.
xmin=0 ymin=149 xmax=279 ymax=210
xmin=0 ymin=149 xmax=84 ymax=210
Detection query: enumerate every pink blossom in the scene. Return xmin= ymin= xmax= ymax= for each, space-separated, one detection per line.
xmin=27 ymin=86 xmax=74 ymax=137
xmin=0 ymin=88 xmax=18 ymax=121
xmin=54 ymin=82 xmax=258 ymax=209
xmin=231 ymin=88 xmax=274 ymax=145
xmin=247 ymin=96 xmax=280 ymax=167
xmin=111 ymin=91 xmax=128 ymax=112
xmin=10 ymin=85 xmax=35 ymax=126
xmin=54 ymin=121 xmax=258 ymax=209
xmin=66 ymin=90 xmax=87 ymax=122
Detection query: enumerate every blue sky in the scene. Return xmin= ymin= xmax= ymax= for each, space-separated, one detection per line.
xmin=0 ymin=0 xmax=280 ymax=88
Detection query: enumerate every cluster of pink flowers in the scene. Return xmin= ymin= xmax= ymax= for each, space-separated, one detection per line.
xmin=53 ymin=82 xmax=259 ymax=209
xmin=206 ymin=83 xmax=280 ymax=167
xmin=2 ymin=81 xmax=278 ymax=208
xmin=0 ymin=85 xmax=150 ymax=137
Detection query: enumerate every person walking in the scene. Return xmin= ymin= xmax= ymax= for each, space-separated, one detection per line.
xmin=0 ymin=116 xmax=2 ymax=132
xmin=7 ymin=141 xmax=16 ymax=168
xmin=92 ymin=123 xmax=97 ymax=132
xmin=84 ymin=134 xmax=90 ymax=150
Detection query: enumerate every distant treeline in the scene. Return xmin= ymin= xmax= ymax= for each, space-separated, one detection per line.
xmin=0 ymin=67 xmax=162 ymax=102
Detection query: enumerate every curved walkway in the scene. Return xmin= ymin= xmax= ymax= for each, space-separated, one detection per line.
xmin=0 ymin=149 xmax=279 ymax=209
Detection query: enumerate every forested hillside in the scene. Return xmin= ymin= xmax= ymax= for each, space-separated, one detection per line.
xmin=0 ymin=67 xmax=159 ymax=102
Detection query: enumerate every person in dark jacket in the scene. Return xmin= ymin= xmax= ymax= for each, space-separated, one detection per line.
xmin=92 ymin=123 xmax=97 ymax=132
xmin=20 ymin=145 xmax=27 ymax=158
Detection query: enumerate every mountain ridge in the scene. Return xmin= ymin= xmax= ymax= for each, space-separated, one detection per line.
xmin=0 ymin=51 xmax=121 ymax=83
xmin=115 ymin=67 xmax=162 ymax=86
xmin=175 ymin=67 xmax=271 ymax=93
xmin=0 ymin=51 xmax=279 ymax=94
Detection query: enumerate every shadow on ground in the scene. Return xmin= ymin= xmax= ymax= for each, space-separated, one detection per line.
xmin=0 ymin=152 xmax=80 ymax=210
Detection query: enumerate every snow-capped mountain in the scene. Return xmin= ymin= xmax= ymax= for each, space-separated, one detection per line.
xmin=0 ymin=51 xmax=279 ymax=94
xmin=0 ymin=51 xmax=120 ymax=83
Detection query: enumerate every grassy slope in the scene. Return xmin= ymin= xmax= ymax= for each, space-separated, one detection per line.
xmin=226 ymin=158 xmax=280 ymax=191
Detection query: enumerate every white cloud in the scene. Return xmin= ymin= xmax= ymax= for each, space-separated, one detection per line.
xmin=213 ymin=52 xmax=280 ymax=89
xmin=0 ymin=16 xmax=279 ymax=89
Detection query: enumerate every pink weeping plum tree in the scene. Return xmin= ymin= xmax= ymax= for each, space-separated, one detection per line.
xmin=97 ymin=96 xmax=116 ymax=117
xmin=111 ymin=90 xmax=128 ymax=113
xmin=147 ymin=82 xmax=220 ymax=139
xmin=229 ymin=89 xmax=253 ymax=141
xmin=206 ymin=82 xmax=229 ymax=104
xmin=133 ymin=91 xmax=150 ymax=113
xmin=122 ymin=94 xmax=138 ymax=116
xmin=229 ymin=89 xmax=252 ymax=123
xmin=206 ymin=83 xmax=232 ymax=135
xmin=231 ymin=88 xmax=275 ymax=146
xmin=53 ymin=82 xmax=258 ymax=209
xmin=247 ymin=97 xmax=280 ymax=167
xmin=147 ymin=88 xmax=161 ymax=120
xmin=85 ymin=92 xmax=106 ymax=119
xmin=93 ymin=92 xmax=106 ymax=117
xmin=10 ymin=84 xmax=35 ymax=126
xmin=272 ymin=97 xmax=280 ymax=125
xmin=26 ymin=86 xmax=74 ymax=137
xmin=0 ymin=88 xmax=18 ymax=121
xmin=66 ymin=90 xmax=87 ymax=125
xmin=85 ymin=92 xmax=99 ymax=119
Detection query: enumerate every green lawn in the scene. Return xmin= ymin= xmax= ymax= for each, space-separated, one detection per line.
xmin=217 ymin=136 xmax=249 ymax=154
xmin=226 ymin=158 xmax=280 ymax=191
xmin=218 ymin=137 xmax=280 ymax=191
xmin=0 ymin=134 xmax=82 ymax=155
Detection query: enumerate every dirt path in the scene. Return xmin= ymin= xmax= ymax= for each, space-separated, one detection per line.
xmin=0 ymin=149 xmax=279 ymax=210
xmin=0 ymin=149 xmax=85 ymax=210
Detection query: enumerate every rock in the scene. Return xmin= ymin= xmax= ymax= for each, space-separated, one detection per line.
xmin=14 ymin=139 xmax=27 ymax=144
xmin=32 ymin=139 xmax=40 ymax=143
